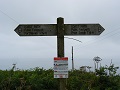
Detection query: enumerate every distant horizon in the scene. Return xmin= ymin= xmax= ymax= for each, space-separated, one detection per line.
xmin=0 ymin=58 xmax=119 ymax=74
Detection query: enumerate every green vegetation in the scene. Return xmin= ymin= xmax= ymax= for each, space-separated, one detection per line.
xmin=0 ymin=64 xmax=120 ymax=90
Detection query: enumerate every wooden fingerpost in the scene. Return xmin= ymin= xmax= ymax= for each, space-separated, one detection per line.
xmin=57 ymin=17 xmax=66 ymax=90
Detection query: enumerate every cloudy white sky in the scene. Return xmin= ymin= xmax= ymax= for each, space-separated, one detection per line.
xmin=0 ymin=0 xmax=120 ymax=71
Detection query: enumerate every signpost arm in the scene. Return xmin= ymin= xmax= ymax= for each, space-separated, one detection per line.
xmin=57 ymin=17 xmax=66 ymax=90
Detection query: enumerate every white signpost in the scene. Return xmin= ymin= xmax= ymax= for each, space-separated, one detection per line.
xmin=54 ymin=57 xmax=68 ymax=78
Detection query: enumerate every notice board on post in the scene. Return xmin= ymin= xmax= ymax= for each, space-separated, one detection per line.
xmin=54 ymin=57 xmax=68 ymax=78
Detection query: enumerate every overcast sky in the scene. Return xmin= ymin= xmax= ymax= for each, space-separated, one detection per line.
xmin=0 ymin=0 xmax=120 ymax=71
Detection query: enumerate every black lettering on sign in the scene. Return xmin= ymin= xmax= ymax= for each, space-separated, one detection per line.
xmin=85 ymin=28 xmax=90 ymax=34
xmin=78 ymin=28 xmax=91 ymax=35
xmin=34 ymin=29 xmax=43 ymax=32
xmin=71 ymin=25 xmax=78 ymax=32
xmin=72 ymin=28 xmax=78 ymax=32
xmin=80 ymin=28 xmax=84 ymax=31
xmin=85 ymin=28 xmax=90 ymax=32
xmin=39 ymin=32 xmax=47 ymax=35
xmin=24 ymin=32 xmax=38 ymax=35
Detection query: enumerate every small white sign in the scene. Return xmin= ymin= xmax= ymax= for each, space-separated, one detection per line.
xmin=54 ymin=57 xmax=68 ymax=78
